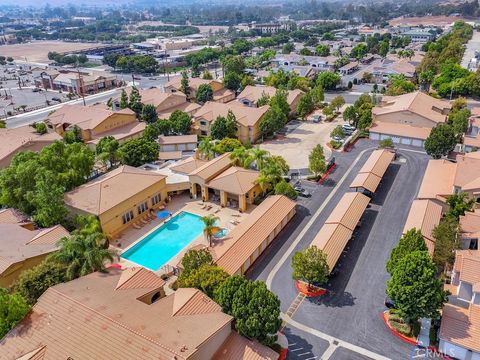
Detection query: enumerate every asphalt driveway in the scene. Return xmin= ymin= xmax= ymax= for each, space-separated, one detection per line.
xmin=247 ymin=140 xmax=430 ymax=360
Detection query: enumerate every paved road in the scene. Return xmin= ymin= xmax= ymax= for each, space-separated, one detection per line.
xmin=461 ymin=30 xmax=480 ymax=70
xmin=247 ymin=140 xmax=430 ymax=360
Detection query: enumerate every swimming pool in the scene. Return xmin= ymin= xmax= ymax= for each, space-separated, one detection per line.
xmin=121 ymin=212 xmax=204 ymax=271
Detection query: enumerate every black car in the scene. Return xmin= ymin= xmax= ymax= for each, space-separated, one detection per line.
xmin=51 ymin=97 xmax=62 ymax=102
xmin=384 ymin=297 xmax=395 ymax=309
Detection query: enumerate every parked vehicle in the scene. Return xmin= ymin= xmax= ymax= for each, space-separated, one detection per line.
xmin=332 ymin=136 xmax=344 ymax=143
xmin=342 ymin=123 xmax=356 ymax=132
xmin=384 ymin=297 xmax=395 ymax=309
xmin=327 ymin=157 xmax=336 ymax=170
xmin=297 ymin=188 xmax=312 ymax=198
xmin=312 ymin=114 xmax=322 ymax=123
xmin=32 ymin=88 xmax=42 ymax=92
xmin=51 ymin=97 xmax=62 ymax=102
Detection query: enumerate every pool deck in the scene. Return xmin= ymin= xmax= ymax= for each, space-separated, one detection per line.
xmin=112 ymin=193 xmax=255 ymax=273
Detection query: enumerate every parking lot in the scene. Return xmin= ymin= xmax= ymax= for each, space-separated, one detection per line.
xmin=260 ymin=111 xmax=345 ymax=171
xmin=248 ymin=140 xmax=431 ymax=360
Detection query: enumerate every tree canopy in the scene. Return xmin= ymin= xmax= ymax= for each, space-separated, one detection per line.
xmin=0 ymin=289 xmax=31 ymax=339
xmin=424 ymin=123 xmax=457 ymax=159
xmin=119 ymin=138 xmax=159 ymax=167
xmin=316 ymin=72 xmax=341 ymax=90
xmin=309 ymin=144 xmax=327 ymax=176
xmin=386 ymin=229 xmax=428 ymax=275
xmin=178 ymin=264 xmax=229 ymax=298
xmin=386 ymin=251 xmax=447 ymax=322
xmin=196 ymin=84 xmax=214 ymax=103
xmin=292 ymin=246 xmax=329 ymax=288
xmin=211 ymin=111 xmax=238 ymax=140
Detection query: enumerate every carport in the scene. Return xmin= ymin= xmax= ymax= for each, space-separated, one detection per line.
xmin=350 ymin=149 xmax=394 ymax=193
xmin=310 ymin=192 xmax=370 ymax=272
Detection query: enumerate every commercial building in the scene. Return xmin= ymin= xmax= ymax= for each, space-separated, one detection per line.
xmin=0 ymin=223 xmax=69 ymax=287
xmin=214 ymin=195 xmax=296 ymax=275
xmin=350 ymin=149 xmax=394 ymax=194
xmin=164 ymin=78 xmax=235 ymax=103
xmin=403 ymin=29 xmax=436 ymax=42
xmin=0 ymin=267 xmax=278 ymax=360
xmin=439 ymin=250 xmax=480 ymax=360
xmin=0 ymin=125 xmax=62 ymax=168
xmin=370 ymin=91 xmax=451 ymax=147
xmin=34 ymin=69 xmax=118 ymax=95
xmin=310 ymin=192 xmax=370 ymax=271
xmin=193 ymin=101 xmax=269 ymax=143
xmin=64 ymin=165 xmax=168 ymax=237
xmin=273 ymin=54 xmax=338 ymax=72
xmin=45 ymin=104 xmax=145 ymax=146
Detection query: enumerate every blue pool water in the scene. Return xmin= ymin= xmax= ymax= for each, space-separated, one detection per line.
xmin=121 ymin=212 xmax=204 ymax=271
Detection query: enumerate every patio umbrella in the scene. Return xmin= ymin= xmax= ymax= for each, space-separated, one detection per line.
xmin=157 ymin=210 xmax=171 ymax=219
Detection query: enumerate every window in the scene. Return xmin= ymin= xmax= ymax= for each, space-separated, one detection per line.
xmin=122 ymin=210 xmax=134 ymax=224
xmin=200 ymin=120 xmax=207 ymax=126
xmin=137 ymin=201 xmax=148 ymax=215
xmin=151 ymin=193 xmax=161 ymax=206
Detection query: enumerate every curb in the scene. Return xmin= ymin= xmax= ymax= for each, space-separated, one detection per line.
xmin=382 ymin=311 xmax=418 ymax=346
xmin=318 ymin=164 xmax=336 ymax=184
xmin=295 ymin=280 xmax=327 ymax=297
xmin=278 ymin=348 xmax=288 ymax=360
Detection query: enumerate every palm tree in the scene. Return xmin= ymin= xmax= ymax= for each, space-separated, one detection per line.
xmin=75 ymin=215 xmax=109 ymax=248
xmin=50 ymin=234 xmax=117 ymax=280
xmin=200 ymin=215 xmax=219 ymax=247
xmin=229 ymin=146 xmax=249 ymax=167
xmin=198 ymin=136 xmax=215 ymax=160
xmin=245 ymin=146 xmax=270 ymax=170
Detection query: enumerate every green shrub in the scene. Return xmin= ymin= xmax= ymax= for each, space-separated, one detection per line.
xmin=330 ymin=140 xmax=342 ymax=149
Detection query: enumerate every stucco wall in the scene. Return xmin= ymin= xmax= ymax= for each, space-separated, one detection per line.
xmin=97 ymin=179 xmax=168 ymax=236
xmin=190 ymin=322 xmax=232 ymax=360
xmin=375 ymin=111 xmax=443 ymax=128
xmin=0 ymin=253 xmax=51 ymax=287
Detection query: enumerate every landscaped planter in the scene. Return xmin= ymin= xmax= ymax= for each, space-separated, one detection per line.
xmin=295 ymin=280 xmax=327 ymax=297
xmin=382 ymin=310 xmax=418 ymax=345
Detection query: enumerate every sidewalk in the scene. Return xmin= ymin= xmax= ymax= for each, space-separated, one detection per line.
xmin=417 ymin=318 xmax=431 ymax=347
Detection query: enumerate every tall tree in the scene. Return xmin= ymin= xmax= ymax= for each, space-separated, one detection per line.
xmin=178 ymin=264 xmax=229 ymax=298
xmin=214 ymin=275 xmax=248 ymax=313
xmin=198 ymin=137 xmax=216 ymax=160
xmin=309 ymin=144 xmax=327 ymax=176
xmin=0 ymin=289 xmax=31 ymax=338
xmin=432 ymin=216 xmax=460 ymax=270
xmin=231 ymin=280 xmax=281 ymax=346
xmin=119 ymin=89 xmax=129 ymax=109
xmin=424 ymin=123 xmax=457 ymax=159
xmin=128 ymin=86 xmax=143 ymax=115
xmin=292 ymin=246 xmax=329 ymax=289
xmin=196 ymin=84 xmax=214 ymax=103
xmin=386 ymin=251 xmax=448 ymax=323
xmin=119 ymin=138 xmax=159 ymax=167
xmin=141 ymin=104 xmax=158 ymax=124
xmin=180 ymin=249 xmax=213 ymax=275
xmin=386 ymin=229 xmax=428 ymax=275
xmin=211 ymin=111 xmax=238 ymax=140
xmin=49 ymin=233 xmax=116 ymax=280
xmin=169 ymin=110 xmax=192 ymax=135
xmin=96 ymin=136 xmax=120 ymax=168
xmin=180 ymin=71 xmax=190 ymax=96
xmin=200 ymin=215 xmax=219 ymax=247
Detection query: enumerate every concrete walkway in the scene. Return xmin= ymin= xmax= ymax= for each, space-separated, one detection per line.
xmin=417 ymin=318 xmax=431 ymax=347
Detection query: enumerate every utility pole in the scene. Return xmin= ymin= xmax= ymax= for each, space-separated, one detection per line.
xmin=132 ymin=74 xmax=135 ymax=87
xmin=77 ymin=69 xmax=86 ymax=106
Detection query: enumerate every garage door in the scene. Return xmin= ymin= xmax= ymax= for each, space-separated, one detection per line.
xmin=391 ymin=136 xmax=401 ymax=143
xmin=370 ymin=133 xmax=380 ymax=140
xmin=162 ymin=144 xmax=176 ymax=152
xmin=412 ymin=139 xmax=423 ymax=147
xmin=401 ymin=137 xmax=412 ymax=145
xmin=177 ymin=144 xmax=187 ymax=151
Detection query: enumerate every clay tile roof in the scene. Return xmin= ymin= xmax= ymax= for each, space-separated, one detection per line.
xmin=418 ymin=159 xmax=456 ymax=201
xmin=207 ymin=167 xmax=259 ymax=195
xmin=236 ymin=85 xmax=304 ymax=107
xmin=369 ymin=121 xmax=433 ymax=140
xmin=372 ymin=91 xmax=450 ymax=124
xmin=172 ymin=288 xmax=222 ymax=317
xmin=0 ymin=208 xmax=31 ymax=225
xmin=158 ymin=135 xmax=197 ymax=145
xmin=170 ymin=156 xmax=208 ymax=175
xmin=460 ymin=209 xmax=480 ymax=236
xmin=439 ymin=303 xmax=480 ymax=352
xmin=0 ymin=126 xmax=62 ymax=164
xmin=453 ymin=153 xmax=480 ymax=190
xmin=115 ymin=267 xmax=166 ymax=290
xmin=403 ymin=200 xmax=443 ymax=255
xmin=350 ymin=172 xmax=382 ymax=193
xmin=189 ymin=153 xmax=232 ymax=181
xmin=64 ymin=165 xmax=166 ymax=216
xmin=194 ymin=101 xmax=269 ymax=128
xmin=350 ymin=149 xmax=394 ymax=192
xmin=0 ymin=224 xmax=69 ymax=275
xmin=325 ymin=192 xmax=370 ymax=231
xmin=46 ymin=104 xmax=135 ymax=131
xmin=310 ymin=223 xmax=353 ymax=271
xmin=213 ymin=331 xmax=279 ymax=360
xmin=15 ymin=346 xmax=47 ymax=360
xmin=215 ymin=195 xmax=296 ymax=275
xmin=0 ymin=269 xmax=233 ymax=360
